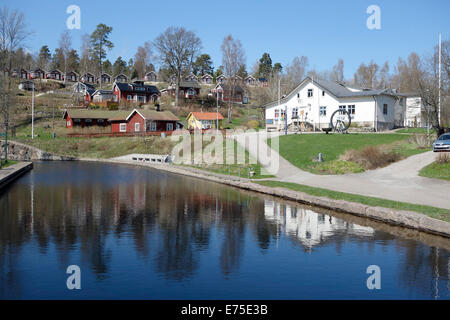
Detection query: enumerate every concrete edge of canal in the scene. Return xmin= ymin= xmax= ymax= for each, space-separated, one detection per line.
xmin=78 ymin=158 xmax=450 ymax=239
xmin=0 ymin=162 xmax=33 ymax=190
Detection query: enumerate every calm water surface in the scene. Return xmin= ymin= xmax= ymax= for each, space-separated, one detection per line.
xmin=0 ymin=162 xmax=449 ymax=299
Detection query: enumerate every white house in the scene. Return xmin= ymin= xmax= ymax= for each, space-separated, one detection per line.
xmin=264 ymin=77 xmax=399 ymax=131
xmin=395 ymin=93 xmax=427 ymax=127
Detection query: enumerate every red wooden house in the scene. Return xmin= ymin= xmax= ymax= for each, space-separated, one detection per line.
xmin=167 ymin=81 xmax=201 ymax=99
xmin=212 ymin=83 xmax=244 ymax=104
xmin=46 ymin=69 xmax=63 ymax=80
xmin=113 ymin=81 xmax=160 ymax=104
xmin=65 ymin=71 xmax=79 ymax=82
xmin=111 ymin=109 xmax=180 ymax=134
xmin=30 ymin=68 xmax=45 ymax=79
xmin=19 ymin=68 xmax=30 ymax=79
xmin=81 ymin=72 xmax=95 ymax=83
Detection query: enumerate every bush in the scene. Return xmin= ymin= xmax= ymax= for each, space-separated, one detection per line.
xmin=409 ymin=134 xmax=432 ymax=149
xmin=436 ymin=152 xmax=450 ymax=164
xmin=247 ymin=120 xmax=259 ymax=129
xmin=340 ymin=145 xmax=403 ymax=170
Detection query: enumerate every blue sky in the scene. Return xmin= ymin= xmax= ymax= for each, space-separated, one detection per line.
xmin=4 ymin=0 xmax=449 ymax=79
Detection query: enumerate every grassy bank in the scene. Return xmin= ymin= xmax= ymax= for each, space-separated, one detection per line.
xmin=269 ymin=133 xmax=429 ymax=174
xmin=419 ymin=159 xmax=450 ymax=181
xmin=1 ymin=160 xmax=18 ymax=168
xmin=256 ymin=180 xmax=450 ymax=222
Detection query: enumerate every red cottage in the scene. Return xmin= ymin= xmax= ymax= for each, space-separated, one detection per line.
xmin=212 ymin=84 xmax=244 ymax=104
xmin=30 ymin=68 xmax=45 ymax=79
xmin=113 ymin=81 xmax=160 ymax=104
xmin=111 ymin=109 xmax=180 ymax=134
xmin=46 ymin=69 xmax=63 ymax=80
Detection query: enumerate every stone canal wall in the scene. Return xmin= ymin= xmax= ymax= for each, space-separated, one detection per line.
xmin=0 ymin=162 xmax=33 ymax=190
xmin=80 ymin=158 xmax=450 ymax=238
xmin=0 ymin=140 xmax=74 ymax=161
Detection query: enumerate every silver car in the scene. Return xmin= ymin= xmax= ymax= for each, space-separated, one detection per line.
xmin=433 ymin=133 xmax=450 ymax=152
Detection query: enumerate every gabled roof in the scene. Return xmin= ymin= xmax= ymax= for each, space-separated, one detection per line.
xmin=66 ymin=70 xmax=79 ymax=76
xmin=127 ymin=108 xmax=179 ymax=121
xmin=145 ymin=71 xmax=157 ymax=75
xmin=201 ymin=74 xmax=213 ymax=78
xmin=263 ymin=76 xmax=397 ymax=108
xmin=114 ymin=73 xmax=128 ymax=78
xmin=92 ymin=89 xmax=113 ymax=95
xmin=82 ymin=72 xmax=95 ymax=76
xmin=99 ymin=73 xmax=111 ymax=77
xmin=188 ymin=112 xmax=224 ymax=121
xmin=216 ymin=74 xmax=227 ymax=78
xmin=216 ymin=83 xmax=244 ymax=93
xmin=114 ymin=81 xmax=160 ymax=94
xmin=169 ymin=81 xmax=201 ymax=89
xmin=47 ymin=69 xmax=62 ymax=74
xmin=63 ymin=109 xmax=128 ymax=120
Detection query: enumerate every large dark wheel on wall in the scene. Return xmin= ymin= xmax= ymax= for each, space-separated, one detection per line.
xmin=330 ymin=109 xmax=351 ymax=133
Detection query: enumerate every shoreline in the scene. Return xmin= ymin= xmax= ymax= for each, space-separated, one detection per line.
xmin=76 ymin=157 xmax=450 ymax=238
xmin=0 ymin=162 xmax=33 ymax=190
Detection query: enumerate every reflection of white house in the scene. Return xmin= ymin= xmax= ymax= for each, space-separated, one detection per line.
xmin=395 ymin=93 xmax=427 ymax=127
xmin=264 ymin=200 xmax=374 ymax=249
xmin=264 ymin=77 xmax=398 ymax=131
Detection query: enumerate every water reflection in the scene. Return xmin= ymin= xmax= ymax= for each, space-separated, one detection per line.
xmin=0 ymin=162 xmax=448 ymax=299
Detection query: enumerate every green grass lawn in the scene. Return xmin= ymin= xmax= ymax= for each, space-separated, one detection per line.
xmin=395 ymin=127 xmax=435 ymax=134
xmin=182 ymin=138 xmax=273 ymax=179
xmin=269 ymin=133 xmax=429 ymax=174
xmin=256 ymin=180 xmax=450 ymax=222
xmin=1 ymin=160 xmax=18 ymax=168
xmin=419 ymin=161 xmax=450 ymax=181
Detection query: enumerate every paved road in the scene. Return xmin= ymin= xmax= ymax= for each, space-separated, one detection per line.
xmin=234 ymin=131 xmax=450 ymax=210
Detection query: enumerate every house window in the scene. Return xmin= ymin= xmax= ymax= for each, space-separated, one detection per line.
xmin=127 ymin=95 xmax=132 ymax=101
xmin=322 ymin=91 xmax=325 ymax=96
xmin=74 ymin=119 xmax=80 ymax=123
xmin=281 ymin=109 xmax=286 ymax=118
xmin=307 ymin=89 xmax=313 ymax=97
xmin=297 ymin=93 xmax=300 ymax=98
xmin=150 ymin=122 xmax=156 ymax=131
xmin=383 ymin=104 xmax=388 ymax=115
xmin=67 ymin=120 xmax=71 ymax=126
xmin=166 ymin=123 xmax=174 ymax=131
xmin=292 ymin=108 xmax=298 ymax=119
xmin=339 ymin=105 xmax=346 ymax=110
xmin=319 ymin=106 xmax=327 ymax=116
xmin=85 ymin=119 xmax=92 ymax=125
xmin=135 ymin=123 xmax=140 ymax=132
xmin=348 ymin=105 xmax=356 ymax=115
xmin=137 ymin=95 xmax=146 ymax=103
xmin=119 ymin=123 xmax=126 ymax=132
xmin=98 ymin=119 xmax=104 ymax=124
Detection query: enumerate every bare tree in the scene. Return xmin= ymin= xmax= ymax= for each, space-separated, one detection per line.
xmin=284 ymin=56 xmax=308 ymax=92
xmin=353 ymin=60 xmax=379 ymax=88
xmin=153 ymin=27 xmax=201 ymax=107
xmin=59 ymin=30 xmax=72 ymax=85
xmin=0 ymin=7 xmax=30 ymax=136
xmin=80 ymin=33 xmax=91 ymax=76
xmin=134 ymin=41 xmax=152 ymax=79
xmin=331 ymin=58 xmax=344 ymax=82
xmin=221 ymin=35 xmax=245 ymax=121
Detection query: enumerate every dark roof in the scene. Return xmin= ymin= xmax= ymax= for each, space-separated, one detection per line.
xmin=217 ymin=83 xmax=244 ymax=93
xmin=130 ymin=109 xmax=179 ymax=121
xmin=86 ymin=89 xmax=95 ymax=96
xmin=63 ymin=110 xmax=129 ymax=120
xmin=115 ymin=82 xmax=160 ymax=94
xmin=263 ymin=76 xmax=397 ymax=108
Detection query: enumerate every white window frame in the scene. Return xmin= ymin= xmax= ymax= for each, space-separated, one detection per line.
xmin=67 ymin=120 xmax=71 ymax=126
xmin=119 ymin=123 xmax=127 ymax=132
xmin=166 ymin=123 xmax=174 ymax=131
xmin=135 ymin=123 xmax=140 ymax=132
xmin=307 ymin=89 xmax=313 ymax=98
xmin=319 ymin=106 xmax=327 ymax=116
xmin=348 ymin=105 xmax=356 ymax=115
xmin=127 ymin=95 xmax=132 ymax=101
xmin=150 ymin=122 xmax=156 ymax=131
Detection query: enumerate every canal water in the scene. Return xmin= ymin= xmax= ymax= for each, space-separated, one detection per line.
xmin=0 ymin=162 xmax=448 ymax=299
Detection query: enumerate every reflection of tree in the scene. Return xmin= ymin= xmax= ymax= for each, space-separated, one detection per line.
xmin=1 ymin=162 xmax=448 ymax=298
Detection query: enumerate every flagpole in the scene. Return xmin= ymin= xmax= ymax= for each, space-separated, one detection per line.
xmin=438 ymin=32 xmax=441 ymax=127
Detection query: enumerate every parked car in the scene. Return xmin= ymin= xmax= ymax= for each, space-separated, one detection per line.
xmin=432 ymin=133 xmax=450 ymax=152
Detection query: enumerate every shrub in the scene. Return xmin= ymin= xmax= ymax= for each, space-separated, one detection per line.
xmin=247 ymin=120 xmax=259 ymax=129
xmin=340 ymin=145 xmax=403 ymax=170
xmin=436 ymin=152 xmax=450 ymax=164
xmin=409 ymin=134 xmax=432 ymax=149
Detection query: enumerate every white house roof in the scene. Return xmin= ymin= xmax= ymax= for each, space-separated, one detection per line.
xmin=263 ymin=76 xmax=397 ymax=108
